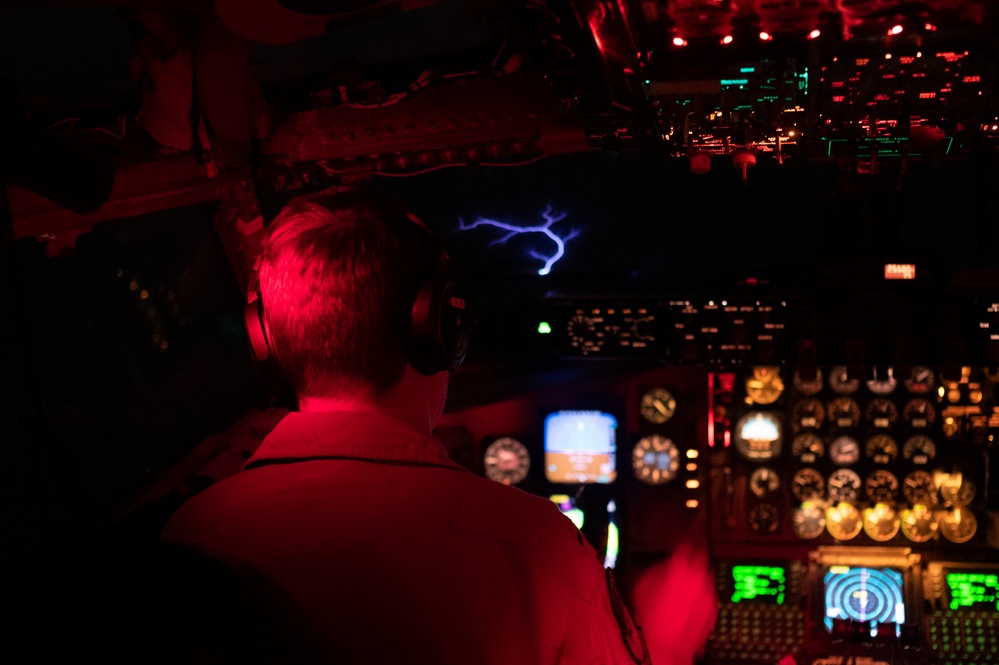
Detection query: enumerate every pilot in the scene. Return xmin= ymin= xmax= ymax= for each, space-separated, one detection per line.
xmin=161 ymin=189 xmax=716 ymax=664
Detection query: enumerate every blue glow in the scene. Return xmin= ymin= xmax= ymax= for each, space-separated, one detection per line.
xmin=457 ymin=204 xmax=578 ymax=275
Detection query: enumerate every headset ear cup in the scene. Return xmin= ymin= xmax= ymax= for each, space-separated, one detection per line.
xmin=409 ymin=276 xmax=471 ymax=375
xmin=244 ymin=297 xmax=272 ymax=362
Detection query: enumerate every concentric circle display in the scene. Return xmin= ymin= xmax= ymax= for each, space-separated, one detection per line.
xmin=823 ymin=567 xmax=905 ymax=632
xmin=632 ymin=435 xmax=680 ymax=485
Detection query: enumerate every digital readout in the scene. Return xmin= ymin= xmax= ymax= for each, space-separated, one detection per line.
xmin=731 ymin=565 xmax=786 ymax=605
xmin=946 ymin=572 xmax=999 ymax=611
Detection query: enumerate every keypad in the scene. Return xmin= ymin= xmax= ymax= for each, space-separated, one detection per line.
xmin=927 ymin=611 xmax=999 ymax=665
xmin=707 ymin=603 xmax=806 ymax=663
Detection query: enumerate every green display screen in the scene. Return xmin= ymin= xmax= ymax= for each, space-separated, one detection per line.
xmin=731 ymin=565 xmax=786 ymax=605
xmin=946 ymin=571 xmax=999 ymax=611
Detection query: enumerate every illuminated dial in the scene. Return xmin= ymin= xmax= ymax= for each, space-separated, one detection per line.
xmin=791 ymin=398 xmax=825 ymax=432
xmin=865 ymin=434 xmax=898 ymax=464
xmin=826 ymin=502 xmax=863 ymax=541
xmin=863 ymin=503 xmax=901 ymax=542
xmin=749 ymin=503 xmax=780 ymax=533
xmin=829 ymin=435 xmax=861 ymax=465
xmin=745 ymin=366 xmax=785 ymax=405
xmin=903 ymin=470 xmax=938 ymax=506
xmin=901 ymin=504 xmax=939 ymax=542
xmin=567 ymin=312 xmax=605 ymax=355
xmin=864 ymin=398 xmax=898 ymax=429
xmin=939 ymin=475 xmax=976 ymax=507
xmin=632 ymin=435 xmax=681 ymax=486
xmin=968 ymin=383 xmax=983 ymax=404
xmin=827 ymin=397 xmax=861 ymax=428
xmin=866 ymin=368 xmax=898 ymax=395
xmin=639 ymin=387 xmax=676 ymax=425
xmin=829 ymin=366 xmax=859 ymax=395
xmin=792 ymin=468 xmax=825 ymax=502
xmin=483 ymin=437 xmax=531 ymax=486
xmin=734 ymin=412 xmax=783 ymax=461
xmin=749 ymin=467 xmax=780 ymax=497
xmin=793 ymin=502 xmax=826 ymax=540
xmin=792 ymin=433 xmax=825 ymax=464
xmin=828 ymin=469 xmax=862 ymax=502
xmin=902 ymin=435 xmax=936 ymax=464
xmin=942 ymin=416 xmax=960 ymax=439
xmin=904 ymin=367 xmax=935 ymax=394
xmin=865 ymin=470 xmax=899 ymax=503
xmin=939 ymin=507 xmax=978 ymax=544
xmin=902 ymin=398 xmax=936 ymax=428
xmin=793 ymin=367 xmax=824 ymax=396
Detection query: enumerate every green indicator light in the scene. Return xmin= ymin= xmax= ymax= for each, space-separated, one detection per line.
xmin=740 ymin=67 xmax=755 ymax=73
xmin=731 ymin=565 xmax=787 ymax=605
xmin=538 ymin=321 xmax=552 ymax=334
xmin=721 ymin=79 xmax=749 ymax=86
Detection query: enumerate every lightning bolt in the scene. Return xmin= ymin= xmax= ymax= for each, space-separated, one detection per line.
xmin=457 ymin=204 xmax=578 ymax=276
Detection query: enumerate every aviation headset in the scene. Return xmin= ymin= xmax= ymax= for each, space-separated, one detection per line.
xmin=244 ymin=194 xmax=471 ymax=376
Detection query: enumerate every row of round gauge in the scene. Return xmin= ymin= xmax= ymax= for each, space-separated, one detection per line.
xmin=745 ymin=366 xmax=939 ymax=406
xmin=785 ymin=501 xmax=977 ymax=543
xmin=787 ymin=396 xmax=940 ymax=432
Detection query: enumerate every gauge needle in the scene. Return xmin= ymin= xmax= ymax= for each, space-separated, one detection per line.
xmin=654 ymin=401 xmax=669 ymax=415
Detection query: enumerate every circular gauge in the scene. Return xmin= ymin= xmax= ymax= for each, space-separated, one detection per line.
xmin=829 ymin=366 xmax=859 ymax=395
xmin=632 ymin=435 xmax=681 ymax=486
xmin=865 ymin=470 xmax=899 ymax=503
xmin=939 ymin=475 xmax=976 ymax=507
xmin=901 ymin=504 xmax=939 ymax=542
xmin=866 ymin=434 xmax=898 ymax=464
xmin=902 ymin=435 xmax=936 ymax=464
xmin=867 ymin=368 xmax=898 ymax=395
xmin=639 ymin=387 xmax=676 ymax=425
xmin=828 ymin=469 xmax=862 ymax=502
xmin=749 ymin=467 xmax=781 ymax=497
xmin=792 ymin=433 xmax=825 ymax=464
xmin=826 ymin=503 xmax=863 ymax=541
xmin=827 ymin=397 xmax=861 ymax=428
xmin=749 ymin=503 xmax=780 ymax=533
xmin=792 ymin=468 xmax=826 ymax=502
xmin=483 ymin=437 xmax=531 ymax=486
xmin=793 ymin=367 xmax=824 ymax=396
xmin=829 ymin=435 xmax=861 ymax=465
xmin=938 ymin=507 xmax=978 ymax=544
xmin=734 ymin=412 xmax=783 ymax=461
xmin=864 ymin=398 xmax=898 ymax=429
xmin=903 ymin=470 xmax=938 ymax=506
xmin=944 ymin=383 xmax=961 ymax=404
xmin=968 ymin=385 xmax=983 ymax=404
xmin=791 ymin=398 xmax=825 ymax=431
xmin=567 ymin=313 xmax=605 ymax=354
xmin=902 ymin=398 xmax=936 ymax=429
xmin=745 ymin=366 xmax=785 ymax=405
xmin=863 ymin=503 xmax=901 ymax=542
xmin=793 ymin=502 xmax=826 ymax=539
xmin=904 ymin=367 xmax=935 ymax=394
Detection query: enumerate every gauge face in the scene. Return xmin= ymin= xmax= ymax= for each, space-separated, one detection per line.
xmin=939 ymin=507 xmax=978 ymax=543
xmin=483 ymin=437 xmax=531 ymax=486
xmin=866 ymin=434 xmax=898 ymax=464
xmin=902 ymin=435 xmax=936 ymax=464
xmin=793 ymin=502 xmax=826 ymax=539
xmin=745 ymin=366 xmax=785 ymax=405
xmin=639 ymin=387 xmax=676 ymax=425
xmin=901 ymin=504 xmax=939 ymax=542
xmin=902 ymin=398 xmax=936 ymax=428
xmin=904 ymin=367 xmax=935 ymax=394
xmin=829 ymin=435 xmax=861 ymax=465
xmin=734 ymin=412 xmax=783 ymax=461
xmin=828 ymin=366 xmax=859 ymax=395
xmin=632 ymin=435 xmax=681 ymax=486
xmin=749 ymin=467 xmax=780 ymax=497
xmin=903 ymin=470 xmax=938 ymax=506
xmin=939 ymin=475 xmax=976 ymax=507
xmin=865 ymin=470 xmax=899 ymax=503
xmin=791 ymin=398 xmax=825 ymax=431
xmin=863 ymin=503 xmax=901 ymax=542
xmin=792 ymin=433 xmax=825 ymax=464
xmin=792 ymin=468 xmax=826 ymax=502
xmin=749 ymin=503 xmax=780 ymax=533
xmin=828 ymin=469 xmax=862 ymax=502
xmin=867 ymin=368 xmax=898 ymax=396
xmin=826 ymin=503 xmax=863 ymax=541
xmin=793 ymin=367 xmax=824 ymax=396
xmin=827 ymin=397 xmax=861 ymax=428
xmin=864 ymin=398 xmax=898 ymax=429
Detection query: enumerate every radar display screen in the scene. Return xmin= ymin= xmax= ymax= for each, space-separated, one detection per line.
xmin=544 ymin=410 xmax=617 ymax=484
xmin=731 ymin=565 xmax=787 ymax=605
xmin=823 ymin=566 xmax=906 ymax=634
xmin=944 ymin=571 xmax=999 ymax=612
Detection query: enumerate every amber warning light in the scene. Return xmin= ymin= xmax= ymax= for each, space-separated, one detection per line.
xmin=884 ymin=263 xmax=916 ymax=280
